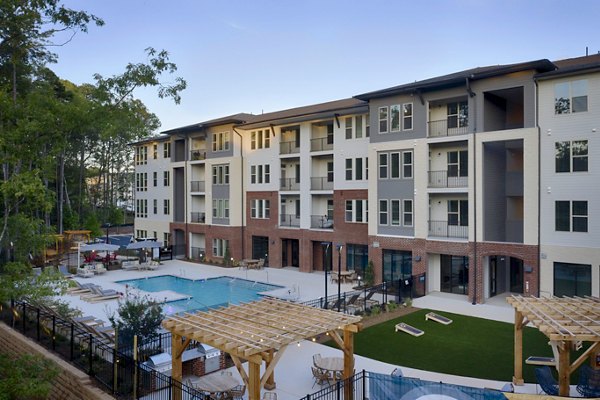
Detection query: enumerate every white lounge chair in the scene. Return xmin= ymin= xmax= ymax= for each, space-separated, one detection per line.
xmin=77 ymin=266 xmax=94 ymax=278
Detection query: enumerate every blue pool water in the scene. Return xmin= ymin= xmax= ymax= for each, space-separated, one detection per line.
xmin=117 ymin=275 xmax=282 ymax=315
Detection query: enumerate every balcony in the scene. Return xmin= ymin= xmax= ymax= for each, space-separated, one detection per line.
xmin=191 ymin=212 xmax=206 ymax=224
xmin=428 ymin=119 xmax=469 ymax=138
xmin=310 ymin=137 xmax=333 ymax=152
xmin=280 ymin=141 xmax=300 ymax=155
xmin=310 ymin=177 xmax=333 ymax=191
xmin=428 ymin=171 xmax=468 ymax=188
xmin=280 ymin=214 xmax=300 ymax=228
xmin=191 ymin=180 xmax=205 ymax=192
xmin=311 ymin=215 xmax=333 ymax=229
xmin=280 ymin=178 xmax=300 ymax=191
xmin=190 ymin=149 xmax=207 ymax=161
xmin=428 ymin=220 xmax=468 ymax=239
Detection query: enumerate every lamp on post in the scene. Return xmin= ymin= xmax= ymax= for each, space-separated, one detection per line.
xmin=320 ymin=242 xmax=331 ymax=309
xmin=336 ymin=243 xmax=343 ymax=312
xmin=104 ymin=223 xmax=111 ymax=244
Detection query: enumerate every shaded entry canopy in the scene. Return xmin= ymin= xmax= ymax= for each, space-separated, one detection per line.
xmin=507 ymin=295 xmax=600 ymax=397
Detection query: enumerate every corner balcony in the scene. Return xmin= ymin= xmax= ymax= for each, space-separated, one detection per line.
xmin=280 ymin=214 xmax=300 ymax=228
xmin=191 ymin=212 xmax=206 ymax=224
xmin=428 ymin=171 xmax=468 ymax=188
xmin=280 ymin=178 xmax=300 ymax=191
xmin=190 ymin=149 xmax=207 ymax=161
xmin=310 ymin=137 xmax=333 ymax=152
xmin=428 ymin=220 xmax=468 ymax=239
xmin=310 ymin=177 xmax=333 ymax=191
xmin=311 ymin=215 xmax=333 ymax=229
xmin=280 ymin=141 xmax=300 ymax=155
xmin=428 ymin=120 xmax=469 ymax=138
xmin=191 ymin=180 xmax=205 ymax=193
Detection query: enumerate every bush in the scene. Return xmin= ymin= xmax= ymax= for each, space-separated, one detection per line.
xmin=370 ymin=305 xmax=381 ymax=316
xmin=387 ymin=301 xmax=398 ymax=312
xmin=108 ymin=290 xmax=164 ymax=348
xmin=364 ymin=260 xmax=375 ymax=287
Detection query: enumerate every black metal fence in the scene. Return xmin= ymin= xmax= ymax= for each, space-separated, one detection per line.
xmin=0 ymin=300 xmax=204 ymax=400
xmin=301 ymin=370 xmax=366 ymax=400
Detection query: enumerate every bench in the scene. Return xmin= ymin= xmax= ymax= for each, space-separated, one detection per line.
xmin=425 ymin=312 xmax=453 ymax=325
xmin=395 ymin=323 xmax=424 ymax=337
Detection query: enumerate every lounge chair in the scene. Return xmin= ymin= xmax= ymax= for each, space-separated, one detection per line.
xmin=77 ymin=266 xmax=94 ymax=278
xmin=81 ymin=286 xmax=121 ymax=302
xmin=535 ymin=366 xmax=558 ymax=396
xmin=356 ymin=289 xmax=379 ymax=308
xmin=121 ymin=260 xmax=139 ymax=270
xmin=58 ymin=265 xmax=74 ymax=278
xmin=577 ymin=364 xmax=600 ymax=398
xmin=344 ymin=293 xmax=361 ymax=314
xmin=67 ymin=281 xmax=98 ymax=293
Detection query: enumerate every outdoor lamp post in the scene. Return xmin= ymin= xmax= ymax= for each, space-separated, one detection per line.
xmin=104 ymin=223 xmax=111 ymax=244
xmin=336 ymin=243 xmax=343 ymax=312
xmin=321 ymin=242 xmax=331 ymax=309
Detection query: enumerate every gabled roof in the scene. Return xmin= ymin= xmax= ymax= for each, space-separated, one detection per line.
xmin=536 ymin=54 xmax=600 ymax=80
xmin=355 ymin=59 xmax=555 ymax=100
xmin=161 ymin=113 xmax=257 ymax=135
xmin=129 ymin=134 xmax=171 ymax=146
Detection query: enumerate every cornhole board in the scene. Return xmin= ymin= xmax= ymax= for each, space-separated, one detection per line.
xmin=395 ymin=322 xmax=424 ymax=337
xmin=525 ymin=356 xmax=556 ymax=366
xmin=425 ymin=312 xmax=453 ymax=325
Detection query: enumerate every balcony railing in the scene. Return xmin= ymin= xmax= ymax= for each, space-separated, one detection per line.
xmin=280 ymin=140 xmax=300 ymax=155
xmin=428 ymin=119 xmax=469 ymax=137
xmin=190 ymin=212 xmax=206 ymax=224
xmin=280 ymin=214 xmax=300 ymax=227
xmin=428 ymin=171 xmax=468 ymax=188
xmin=190 ymin=180 xmax=205 ymax=192
xmin=190 ymin=149 xmax=207 ymax=161
xmin=190 ymin=246 xmax=205 ymax=260
xmin=280 ymin=177 xmax=300 ymax=191
xmin=310 ymin=215 xmax=334 ymax=229
xmin=310 ymin=177 xmax=333 ymax=190
xmin=428 ymin=220 xmax=468 ymax=238
xmin=310 ymin=137 xmax=333 ymax=152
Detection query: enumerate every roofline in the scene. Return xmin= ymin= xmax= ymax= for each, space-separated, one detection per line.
xmin=161 ymin=117 xmax=250 ymax=135
xmin=129 ymin=135 xmax=170 ymax=146
xmin=355 ymin=59 xmax=556 ymax=100
xmin=535 ymin=64 xmax=600 ymax=80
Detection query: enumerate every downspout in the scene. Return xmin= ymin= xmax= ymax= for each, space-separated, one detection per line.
xmin=233 ymin=127 xmax=245 ymax=260
xmin=467 ymin=77 xmax=477 ymax=305
xmin=534 ymin=77 xmax=541 ymax=297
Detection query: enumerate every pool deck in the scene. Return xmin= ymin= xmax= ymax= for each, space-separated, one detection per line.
xmin=59 ymin=259 xmax=570 ymax=398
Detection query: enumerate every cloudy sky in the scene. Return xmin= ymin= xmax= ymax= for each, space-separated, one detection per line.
xmin=51 ymin=0 xmax=600 ymax=132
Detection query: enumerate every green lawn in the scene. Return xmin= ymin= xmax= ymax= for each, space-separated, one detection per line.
xmin=329 ymin=309 xmax=563 ymax=383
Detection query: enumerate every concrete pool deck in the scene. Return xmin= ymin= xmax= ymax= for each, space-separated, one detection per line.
xmin=58 ymin=259 xmax=561 ymax=398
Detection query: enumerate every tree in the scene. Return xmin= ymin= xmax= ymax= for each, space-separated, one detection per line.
xmin=0 ymin=262 xmax=67 ymax=303
xmin=364 ymin=260 xmax=375 ymax=287
xmin=108 ymin=290 xmax=164 ymax=349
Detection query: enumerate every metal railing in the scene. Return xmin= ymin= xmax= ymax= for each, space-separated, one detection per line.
xmin=311 ymin=215 xmax=334 ymax=229
xmin=310 ymin=177 xmax=333 ymax=190
xmin=191 ymin=180 xmax=206 ymax=192
xmin=428 ymin=119 xmax=469 ymax=137
xmin=190 ymin=149 xmax=207 ymax=161
xmin=310 ymin=137 xmax=333 ymax=152
xmin=427 ymin=171 xmax=468 ymax=188
xmin=280 ymin=214 xmax=301 ymax=227
xmin=191 ymin=212 xmax=206 ymax=223
xmin=280 ymin=140 xmax=300 ymax=154
xmin=190 ymin=246 xmax=206 ymax=261
xmin=280 ymin=177 xmax=300 ymax=191
xmin=428 ymin=220 xmax=468 ymax=238
xmin=301 ymin=370 xmax=366 ymax=400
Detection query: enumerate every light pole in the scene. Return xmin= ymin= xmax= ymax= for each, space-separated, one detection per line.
xmin=337 ymin=243 xmax=343 ymax=312
xmin=321 ymin=242 xmax=331 ymax=309
xmin=104 ymin=223 xmax=111 ymax=244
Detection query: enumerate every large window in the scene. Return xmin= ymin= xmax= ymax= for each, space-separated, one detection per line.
xmin=250 ymin=164 xmax=270 ymax=184
xmin=212 ymin=164 xmax=230 ymax=185
xmin=163 ymin=199 xmax=170 ymax=215
xmin=448 ymin=200 xmax=468 ymax=226
xmin=383 ymin=250 xmax=412 ymax=282
xmin=135 ymin=173 xmax=148 ymax=192
xmin=163 ymin=142 xmax=171 ymax=158
xmin=135 ymin=199 xmax=148 ymax=218
xmin=379 ymin=151 xmax=412 ymax=179
xmin=379 ymin=200 xmax=388 ymax=225
xmin=555 ymin=200 xmax=588 ymax=232
xmin=554 ymin=262 xmax=591 ymax=296
xmin=403 ymin=103 xmax=413 ymax=130
xmin=251 ymin=199 xmax=270 ymax=219
xmin=448 ymin=150 xmax=468 ymax=177
xmin=251 ymin=129 xmax=270 ymax=150
xmin=345 ymin=200 xmax=368 ymax=223
xmin=383 ymin=103 xmax=413 ymax=133
xmin=212 ymin=199 xmax=230 ymax=219
xmin=347 ymin=244 xmax=368 ymax=276
xmin=212 ymin=131 xmax=230 ymax=152
xmin=555 ymin=140 xmax=588 ymax=172
xmin=379 ymin=107 xmax=388 ymax=133
xmin=555 ymin=80 xmax=588 ymax=114
xmin=390 ymin=105 xmax=400 ymax=132
xmin=135 ymin=146 xmax=147 ymax=165
xmin=345 ymin=158 xmax=367 ymax=181
xmin=163 ymin=171 xmax=170 ymax=186
xmin=212 ymin=238 xmax=229 ymax=257
xmin=441 ymin=255 xmax=469 ymax=295
xmin=378 ymin=153 xmax=388 ymax=179
xmin=447 ymin=101 xmax=468 ymax=128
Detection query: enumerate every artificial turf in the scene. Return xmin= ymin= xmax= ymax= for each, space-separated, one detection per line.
xmin=328 ymin=309 xmax=566 ymax=383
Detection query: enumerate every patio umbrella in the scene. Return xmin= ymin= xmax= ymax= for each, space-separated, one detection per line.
xmin=126 ymin=240 xmax=163 ymax=250
xmin=77 ymin=243 xmax=121 ymax=268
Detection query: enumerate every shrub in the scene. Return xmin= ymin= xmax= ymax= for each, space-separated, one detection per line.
xmin=108 ymin=290 xmax=164 ymax=348
xmin=387 ymin=301 xmax=398 ymax=312
xmin=364 ymin=260 xmax=375 ymax=287
xmin=370 ymin=305 xmax=381 ymax=316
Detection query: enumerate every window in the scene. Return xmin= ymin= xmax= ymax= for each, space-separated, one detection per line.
xmin=346 ymin=158 xmax=366 ymax=180
xmin=355 ymin=116 xmax=363 ymax=138
xmin=153 ymin=199 xmax=157 ymax=214
xmin=346 ymin=244 xmax=368 ymax=275
xmin=163 ymin=171 xmax=170 ymax=186
xmin=447 ymin=150 xmax=468 ymax=177
xmin=346 ymin=200 xmax=368 ymax=223
xmin=135 ymin=199 xmax=148 ymax=218
xmin=391 ymin=200 xmax=400 ymax=226
xmin=251 ymin=199 xmax=270 ymax=219
xmin=378 ymin=153 xmax=388 ymax=179
xmin=390 ymin=153 xmax=400 ymax=178
xmin=163 ymin=142 xmax=171 ymax=158
xmin=447 ymin=101 xmax=468 ymax=128
xmin=212 ymin=165 xmax=230 ymax=185
xmin=403 ymin=151 xmax=413 ymax=178
xmin=251 ymin=164 xmax=270 ymax=184
xmin=555 ymin=80 xmax=588 ymax=114
xmin=163 ymin=232 xmax=171 ymax=247
xmin=135 ymin=146 xmax=148 ymax=165
xmin=383 ymin=249 xmax=412 ymax=281
xmin=345 ymin=159 xmax=352 ymax=180
xmin=153 ymin=172 xmax=157 ymax=186
xmin=251 ymin=129 xmax=270 ymax=150
xmin=212 ymin=238 xmax=229 ymax=257
xmin=379 ymin=107 xmax=388 ymax=133
xmin=164 ymin=199 xmax=170 ymax=215
xmin=555 ymin=140 xmax=588 ymax=172
xmin=365 ymin=116 xmax=370 ymax=137
xmin=448 ymin=200 xmax=468 ymax=226
xmin=212 ymin=199 xmax=230 ymax=219
xmin=555 ymin=200 xmax=588 ymax=232
xmin=250 ymin=165 xmax=256 ymax=184
xmin=379 ymin=200 xmax=388 ymax=225
xmin=403 ymin=200 xmax=413 ymax=226
xmin=152 ymin=144 xmax=158 ymax=159
xmin=345 ymin=117 xmax=353 ymax=139
xmin=212 ymin=131 xmax=230 ymax=152
xmin=403 ymin=103 xmax=413 ymax=130
xmin=390 ymin=105 xmax=400 ymax=132
xmin=355 ymin=158 xmax=363 ymax=180
xmin=327 ymin=199 xmax=334 ymax=219
xmin=135 ymin=173 xmax=148 ymax=192
xmin=553 ymin=262 xmax=591 ymax=297
xmin=441 ymin=255 xmax=468 ymax=295
xmin=327 ymin=162 xmax=334 ymax=182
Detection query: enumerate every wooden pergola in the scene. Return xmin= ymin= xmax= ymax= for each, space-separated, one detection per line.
xmin=162 ymin=298 xmax=362 ymax=400
xmin=507 ymin=295 xmax=600 ymax=396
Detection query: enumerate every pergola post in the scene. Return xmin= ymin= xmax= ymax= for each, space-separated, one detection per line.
xmin=343 ymin=329 xmax=355 ymax=400
xmin=264 ymin=349 xmax=276 ymax=390
xmin=513 ymin=310 xmax=524 ymax=385
xmin=558 ymin=341 xmax=570 ymax=397
xmin=171 ymin=333 xmax=183 ymax=400
xmin=248 ymin=360 xmax=261 ymax=400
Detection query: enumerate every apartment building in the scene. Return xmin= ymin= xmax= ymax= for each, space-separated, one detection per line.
xmin=132 ymin=135 xmax=173 ymax=244
xmin=133 ymin=54 xmax=600 ymax=304
xmin=537 ymin=54 xmax=600 ymax=298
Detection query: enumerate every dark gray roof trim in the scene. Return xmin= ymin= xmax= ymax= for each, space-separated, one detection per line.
xmin=161 ymin=113 xmax=255 ymax=135
xmin=130 ymin=135 xmax=171 ymax=146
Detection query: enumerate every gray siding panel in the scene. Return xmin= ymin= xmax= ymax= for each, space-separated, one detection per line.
xmin=483 ymin=143 xmax=507 ymax=241
xmin=377 ymin=177 xmax=414 ymax=236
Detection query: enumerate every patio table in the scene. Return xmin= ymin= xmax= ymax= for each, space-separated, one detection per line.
xmin=315 ymin=357 xmax=345 ymax=383
xmin=193 ymin=373 xmax=240 ymax=394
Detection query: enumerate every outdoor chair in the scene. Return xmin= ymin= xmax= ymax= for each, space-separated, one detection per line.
xmin=229 ymin=384 xmax=245 ymax=400
xmin=313 ymin=353 xmax=322 ymax=367
xmin=238 ymin=260 xmax=247 ymax=270
xmin=66 ymin=281 xmax=98 ymax=293
xmin=94 ymin=263 xmax=107 ymax=274
xmin=257 ymin=258 xmax=265 ymax=269
xmin=356 ymin=289 xmax=379 ymax=308
xmin=345 ymin=293 xmax=361 ymax=314
xmin=261 ymin=392 xmax=277 ymax=400
xmin=535 ymin=366 xmax=559 ymax=396
xmin=577 ymin=364 xmax=600 ymax=398
xmin=76 ymin=265 xmax=94 ymax=278
xmin=311 ymin=366 xmax=331 ymax=388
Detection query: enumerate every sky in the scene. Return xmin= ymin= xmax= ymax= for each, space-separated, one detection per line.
xmin=50 ymin=0 xmax=600 ymax=133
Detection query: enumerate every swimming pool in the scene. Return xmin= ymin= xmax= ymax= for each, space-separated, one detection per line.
xmin=117 ymin=275 xmax=282 ymax=315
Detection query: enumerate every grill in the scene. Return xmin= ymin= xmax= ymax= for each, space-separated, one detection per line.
xmin=200 ymin=344 xmax=221 ymax=373
xmin=147 ymin=352 xmax=172 ymax=375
